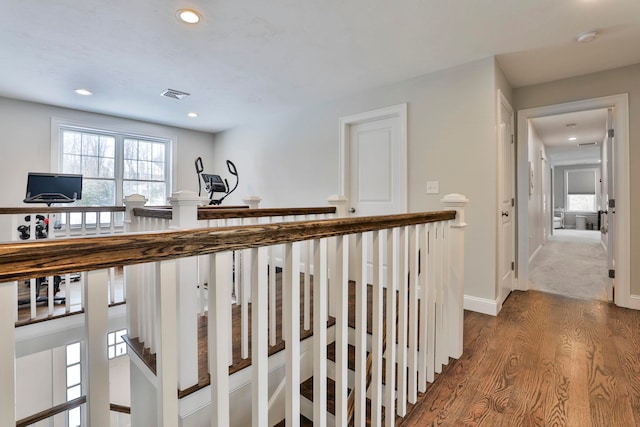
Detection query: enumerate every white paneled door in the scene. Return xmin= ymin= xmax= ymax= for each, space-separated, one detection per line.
xmin=340 ymin=104 xmax=407 ymax=283
xmin=349 ymin=116 xmax=404 ymax=217
xmin=498 ymin=91 xmax=515 ymax=304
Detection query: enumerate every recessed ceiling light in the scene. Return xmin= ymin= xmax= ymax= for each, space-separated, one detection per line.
xmin=576 ymin=30 xmax=599 ymax=43
xmin=569 ymin=137 xmax=577 ymax=141
xmin=74 ymin=88 xmax=93 ymax=96
xmin=187 ymin=112 xmax=199 ymax=118
xmin=177 ymin=9 xmax=201 ymax=24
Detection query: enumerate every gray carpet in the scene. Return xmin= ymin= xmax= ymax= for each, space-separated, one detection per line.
xmin=528 ymin=229 xmax=609 ymax=302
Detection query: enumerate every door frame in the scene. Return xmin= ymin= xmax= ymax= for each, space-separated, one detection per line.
xmin=338 ymin=103 xmax=408 ymax=212
xmin=516 ymin=94 xmax=634 ymax=308
xmin=497 ymin=90 xmax=515 ymax=308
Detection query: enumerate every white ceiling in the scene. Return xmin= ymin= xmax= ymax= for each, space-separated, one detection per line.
xmin=1 ymin=0 xmax=639 ymax=132
xmin=530 ymin=109 xmax=608 ymax=165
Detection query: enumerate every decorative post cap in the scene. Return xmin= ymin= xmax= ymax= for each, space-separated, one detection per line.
xmin=123 ymin=194 xmax=148 ymax=204
xmin=441 ymin=193 xmax=469 ymax=205
xmin=243 ymin=195 xmax=261 ymax=209
xmin=327 ymin=194 xmax=347 ymax=203
xmin=168 ymin=190 xmax=202 ymax=205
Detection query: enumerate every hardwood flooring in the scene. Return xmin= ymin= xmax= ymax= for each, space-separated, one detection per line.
xmin=400 ymin=290 xmax=640 ymax=427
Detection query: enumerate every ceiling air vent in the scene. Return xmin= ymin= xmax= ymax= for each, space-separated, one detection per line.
xmin=577 ymin=142 xmax=598 ymax=147
xmin=160 ymin=88 xmax=190 ymax=100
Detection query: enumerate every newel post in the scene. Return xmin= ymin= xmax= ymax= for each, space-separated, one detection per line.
xmin=167 ymin=191 xmax=202 ymax=390
xmin=327 ymin=195 xmax=347 ymax=318
xmin=328 ymin=194 xmax=348 ymax=218
xmin=441 ymin=193 xmax=468 ymax=359
xmin=123 ymin=194 xmax=148 ymax=232
xmin=0 ymin=282 xmax=15 ymax=427
xmin=123 ymin=194 xmax=147 ymax=341
xmin=243 ymin=195 xmax=262 ymax=209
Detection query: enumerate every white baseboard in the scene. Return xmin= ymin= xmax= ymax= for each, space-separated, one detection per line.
xmin=625 ymin=295 xmax=640 ymax=310
xmin=529 ymin=244 xmax=542 ymax=264
xmin=464 ymin=294 xmax=499 ymax=316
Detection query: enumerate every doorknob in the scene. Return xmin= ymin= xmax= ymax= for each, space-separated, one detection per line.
xmin=501 ymin=211 xmax=509 ymax=217
xmin=349 ymin=207 xmax=356 ymax=213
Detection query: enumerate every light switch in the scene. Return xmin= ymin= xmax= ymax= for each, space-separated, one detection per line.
xmin=426 ymin=180 xmax=439 ymax=194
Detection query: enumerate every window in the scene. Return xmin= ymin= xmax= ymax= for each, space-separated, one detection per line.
xmin=59 ymin=126 xmax=171 ymax=206
xmin=566 ymin=169 xmax=597 ymax=212
xmin=66 ymin=342 xmax=82 ymax=427
xmin=108 ymin=328 xmax=128 ymax=359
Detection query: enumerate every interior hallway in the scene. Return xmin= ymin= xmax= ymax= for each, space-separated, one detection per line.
xmin=401 ymin=290 xmax=640 ymax=426
xmin=528 ymin=229 xmax=609 ymax=302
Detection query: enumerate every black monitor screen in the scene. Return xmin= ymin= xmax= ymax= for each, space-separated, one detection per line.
xmin=24 ymin=173 xmax=83 ymax=204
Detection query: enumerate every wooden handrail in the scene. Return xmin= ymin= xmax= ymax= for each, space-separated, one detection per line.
xmin=133 ymin=207 xmax=172 ymax=219
xmin=197 ymin=206 xmax=336 ymax=220
xmin=110 ymin=403 xmax=131 ymax=414
xmin=134 ymin=205 xmax=332 ymax=221
xmin=0 ymin=206 xmax=125 ymax=214
xmin=16 ymin=395 xmax=86 ymax=427
xmin=0 ymin=211 xmax=455 ymax=282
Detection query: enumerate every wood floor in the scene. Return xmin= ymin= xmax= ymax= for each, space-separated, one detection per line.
xmin=400 ymin=290 xmax=640 ymax=427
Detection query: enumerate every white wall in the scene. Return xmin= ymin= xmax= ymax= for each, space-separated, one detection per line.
xmin=0 ymin=96 xmax=216 ymax=207
xmin=213 ymin=57 xmax=502 ymax=302
xmin=514 ymin=62 xmax=640 ymax=295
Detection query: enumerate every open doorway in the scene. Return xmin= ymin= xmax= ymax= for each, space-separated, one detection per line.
xmin=527 ymin=108 xmax=609 ymax=301
xmin=516 ymin=94 xmax=632 ymax=308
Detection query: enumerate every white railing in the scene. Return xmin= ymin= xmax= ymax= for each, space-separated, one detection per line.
xmin=0 ymin=205 xmax=127 ymax=323
xmin=0 ymin=193 xmax=467 ymax=427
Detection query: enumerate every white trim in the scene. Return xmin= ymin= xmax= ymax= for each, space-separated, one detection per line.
xmin=338 ymin=103 xmax=408 ymax=211
xmin=627 ymin=295 xmax=640 ymax=310
xmin=496 ymin=89 xmax=515 ymax=303
xmin=517 ymin=94 xmax=632 ymax=308
xmin=528 ymin=243 xmax=543 ymax=265
xmin=463 ymin=295 xmax=499 ymax=316
xmin=50 ymin=116 xmax=177 ymax=200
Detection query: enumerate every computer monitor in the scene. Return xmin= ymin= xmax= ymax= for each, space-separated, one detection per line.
xmin=24 ymin=172 xmax=83 ymax=204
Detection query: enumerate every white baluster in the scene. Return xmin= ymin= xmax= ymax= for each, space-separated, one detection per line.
xmin=241 ymin=245 xmax=251 ymax=359
xmin=334 ymin=235 xmax=349 ymax=427
xmin=156 ymin=261 xmax=179 ymax=427
xmin=268 ymin=239 xmax=277 ymax=346
xmin=124 ymin=264 xmax=140 ymax=340
xmin=407 ymin=225 xmax=418 ymax=403
xmin=47 ymin=274 xmax=54 ymax=316
xmin=396 ymin=226 xmax=409 ymax=416
xmin=424 ymin=224 xmax=436 ymax=387
xmin=371 ymin=230 xmax=384 ymax=426
xmin=284 ymin=242 xmax=300 ymax=427
xmin=304 ymin=237 xmax=311 ymax=331
xmin=29 ymin=277 xmax=36 ymax=320
xmin=109 ymin=267 xmax=116 ymax=305
xmin=210 ymin=253 xmax=231 ymax=427
xmin=354 ymin=232 xmax=368 ymax=427
xmin=252 ymin=247 xmax=269 ymax=427
xmin=385 ymin=228 xmax=398 ymax=426
xmin=313 ymin=238 xmax=328 ymax=426
xmin=65 ymin=273 xmax=71 ymax=313
xmin=81 ymin=212 xmax=87 ymax=236
xmin=434 ymin=222 xmax=446 ymax=372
